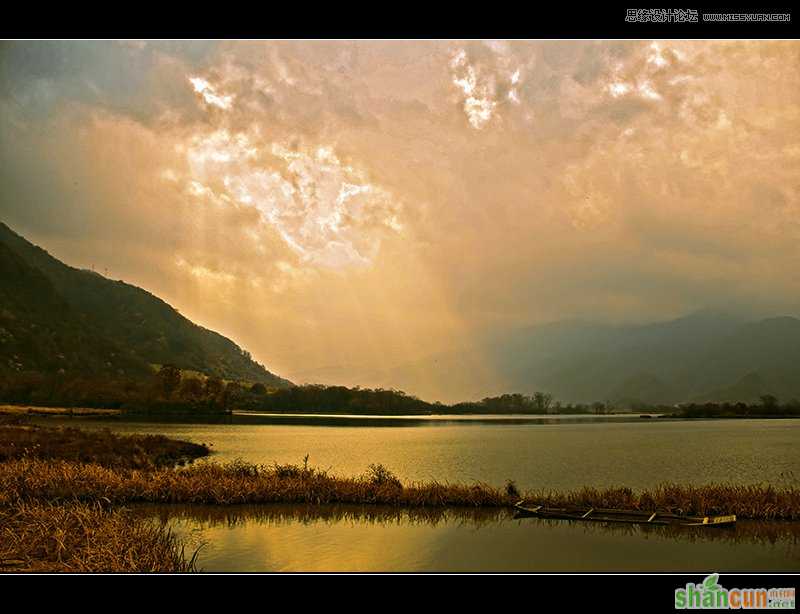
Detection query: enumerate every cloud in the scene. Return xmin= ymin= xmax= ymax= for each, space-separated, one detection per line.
xmin=1 ymin=40 xmax=799 ymax=399
xmin=0 ymin=41 xmax=217 ymax=124
xmin=188 ymin=76 xmax=235 ymax=110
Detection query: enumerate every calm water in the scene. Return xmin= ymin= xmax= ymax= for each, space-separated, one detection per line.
xmin=140 ymin=504 xmax=800 ymax=572
xmin=38 ymin=413 xmax=800 ymax=571
xmin=42 ymin=414 xmax=800 ymax=490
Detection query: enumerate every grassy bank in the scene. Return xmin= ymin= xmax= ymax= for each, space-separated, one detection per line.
xmin=520 ymin=483 xmax=800 ymax=521
xmin=0 ymin=421 xmax=209 ymax=572
xmin=2 ymin=423 xmax=799 ymax=572
xmin=0 ymin=500 xmax=198 ymax=572
xmin=2 ymin=457 xmax=799 ymax=520
xmin=0 ymin=419 xmax=210 ymax=469
xmin=0 ymin=404 xmax=121 ymax=417
xmin=141 ymin=503 xmax=800 ymax=547
xmin=0 ymin=459 xmax=510 ymax=508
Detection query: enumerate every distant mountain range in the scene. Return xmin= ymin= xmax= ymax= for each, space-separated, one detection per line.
xmin=357 ymin=310 xmax=800 ymax=405
xmin=3 ymin=221 xmax=799 ymax=406
xmin=0 ymin=222 xmax=290 ymax=387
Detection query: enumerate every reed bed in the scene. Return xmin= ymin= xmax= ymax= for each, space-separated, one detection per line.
xmin=0 ymin=459 xmax=511 ymax=508
xmin=0 ymin=500 xmax=198 ymax=572
xmin=522 ymin=515 xmax=800 ymax=548
xmin=141 ymin=502 xmax=512 ymax=530
xmin=0 ymin=422 xmax=209 ymax=469
xmin=1 ymin=420 xmax=798 ymax=575
xmin=522 ymin=483 xmax=800 ymax=521
xmin=2 ymin=458 xmax=799 ymax=520
xmin=139 ymin=504 xmax=800 ymax=548
xmin=0 ymin=405 xmax=121 ymax=417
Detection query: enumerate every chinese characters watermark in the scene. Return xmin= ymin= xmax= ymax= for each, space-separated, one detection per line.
xmin=625 ymin=9 xmax=698 ymax=23
xmin=625 ymin=9 xmax=791 ymax=24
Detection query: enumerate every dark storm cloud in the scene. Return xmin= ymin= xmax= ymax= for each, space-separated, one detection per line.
xmin=0 ymin=40 xmax=217 ymax=122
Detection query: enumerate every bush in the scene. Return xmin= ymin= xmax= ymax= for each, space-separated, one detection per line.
xmin=505 ymin=480 xmax=520 ymax=498
xmin=366 ymin=464 xmax=403 ymax=489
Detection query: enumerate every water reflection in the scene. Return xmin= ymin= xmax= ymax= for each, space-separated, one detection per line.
xmin=525 ymin=516 xmax=800 ymax=548
xmin=137 ymin=504 xmax=800 ymax=572
xmin=29 ymin=416 xmax=800 ymax=491
xmin=144 ymin=503 xmax=511 ymax=529
xmin=63 ymin=412 xmax=660 ymax=428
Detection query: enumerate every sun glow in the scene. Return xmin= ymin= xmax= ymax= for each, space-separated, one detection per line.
xmin=188 ymin=76 xmax=235 ymax=110
xmin=182 ymin=125 xmax=403 ymax=269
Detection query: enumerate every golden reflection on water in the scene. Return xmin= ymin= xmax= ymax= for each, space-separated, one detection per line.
xmin=137 ymin=504 xmax=800 ymax=573
xmin=38 ymin=416 xmax=800 ymax=492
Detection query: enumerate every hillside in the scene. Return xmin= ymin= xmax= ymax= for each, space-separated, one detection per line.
xmin=375 ymin=310 xmax=800 ymax=405
xmin=0 ymin=222 xmax=290 ymax=387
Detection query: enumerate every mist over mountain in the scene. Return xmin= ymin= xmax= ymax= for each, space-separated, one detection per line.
xmin=0 ymin=223 xmax=290 ymax=387
xmin=368 ymin=310 xmax=800 ymax=405
xmin=2 ymin=219 xmax=799 ymax=407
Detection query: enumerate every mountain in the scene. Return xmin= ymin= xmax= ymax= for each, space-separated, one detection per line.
xmin=0 ymin=222 xmax=290 ymax=387
xmin=376 ymin=310 xmax=800 ymax=405
xmin=606 ymin=372 xmax=676 ymax=407
xmin=0 ymin=241 xmax=146 ymax=376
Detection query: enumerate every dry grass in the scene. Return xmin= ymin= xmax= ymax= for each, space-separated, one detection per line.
xmin=0 ymin=423 xmax=207 ymax=572
xmin=2 ymin=458 xmax=798 ymax=520
xmin=522 ymin=483 xmax=800 ymax=521
xmin=0 ymin=459 xmax=511 ymax=508
xmin=1 ymin=423 xmax=798 ymax=574
xmin=0 ymin=405 xmax=121 ymax=416
xmin=0 ymin=500 xmax=198 ymax=572
xmin=139 ymin=503 xmax=800 ymax=547
xmin=0 ymin=422 xmax=209 ymax=469
xmin=140 ymin=502 xmax=511 ymax=530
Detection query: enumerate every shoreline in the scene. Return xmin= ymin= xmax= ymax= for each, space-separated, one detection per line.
xmin=4 ymin=456 xmax=800 ymax=520
xmin=1 ymin=420 xmax=798 ymax=572
xmin=0 ymin=404 xmax=122 ymax=417
xmin=1 ymin=422 xmax=797 ymax=521
xmin=4 ymin=402 xmax=800 ymax=422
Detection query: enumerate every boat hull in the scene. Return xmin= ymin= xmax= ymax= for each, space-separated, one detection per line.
xmin=513 ymin=503 xmax=736 ymax=527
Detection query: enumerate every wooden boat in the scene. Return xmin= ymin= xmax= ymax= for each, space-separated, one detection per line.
xmin=513 ymin=502 xmax=736 ymax=527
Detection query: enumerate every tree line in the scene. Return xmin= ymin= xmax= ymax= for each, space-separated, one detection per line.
xmin=0 ymin=367 xmax=571 ymax=415
xmin=2 ymin=367 xmax=798 ymax=417
xmin=674 ymin=395 xmax=800 ymax=418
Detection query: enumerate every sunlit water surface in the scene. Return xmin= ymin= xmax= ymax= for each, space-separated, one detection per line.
xmin=139 ymin=504 xmax=800 ymax=572
xmin=41 ymin=414 xmax=800 ymax=490
xmin=39 ymin=413 xmax=800 ymax=572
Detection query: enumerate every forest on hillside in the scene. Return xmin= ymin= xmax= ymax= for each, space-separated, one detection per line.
xmin=2 ymin=366 xmax=799 ymax=418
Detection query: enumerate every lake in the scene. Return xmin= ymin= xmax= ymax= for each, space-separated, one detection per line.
xmin=40 ymin=413 xmax=800 ymax=490
xmin=139 ymin=504 xmax=800 ymax=572
xmin=39 ymin=412 xmax=800 ymax=572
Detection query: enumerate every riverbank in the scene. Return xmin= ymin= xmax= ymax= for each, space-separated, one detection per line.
xmin=0 ymin=500 xmax=198 ymax=572
xmin=3 ymin=457 xmax=798 ymax=520
xmin=0 ymin=419 xmax=210 ymax=469
xmin=0 ymin=420 xmax=210 ymax=572
xmin=0 ymin=404 xmax=121 ymax=417
xmin=4 ymin=401 xmax=800 ymax=421
xmin=1 ymin=421 xmax=799 ymax=572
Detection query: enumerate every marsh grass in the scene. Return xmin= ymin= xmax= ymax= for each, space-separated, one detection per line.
xmin=2 ymin=458 xmax=798 ymax=520
xmin=140 ymin=502 xmax=511 ymax=530
xmin=1 ymin=424 xmax=799 ymax=573
xmin=0 ymin=421 xmax=209 ymax=469
xmin=137 ymin=503 xmax=800 ymax=548
xmin=0 ymin=500 xmax=198 ymax=572
xmin=522 ymin=483 xmax=800 ymax=521
xmin=0 ymin=405 xmax=121 ymax=417
xmin=0 ymin=458 xmax=510 ymax=508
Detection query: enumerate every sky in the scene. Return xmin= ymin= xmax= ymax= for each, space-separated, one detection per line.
xmin=1 ymin=40 xmax=799 ymax=395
